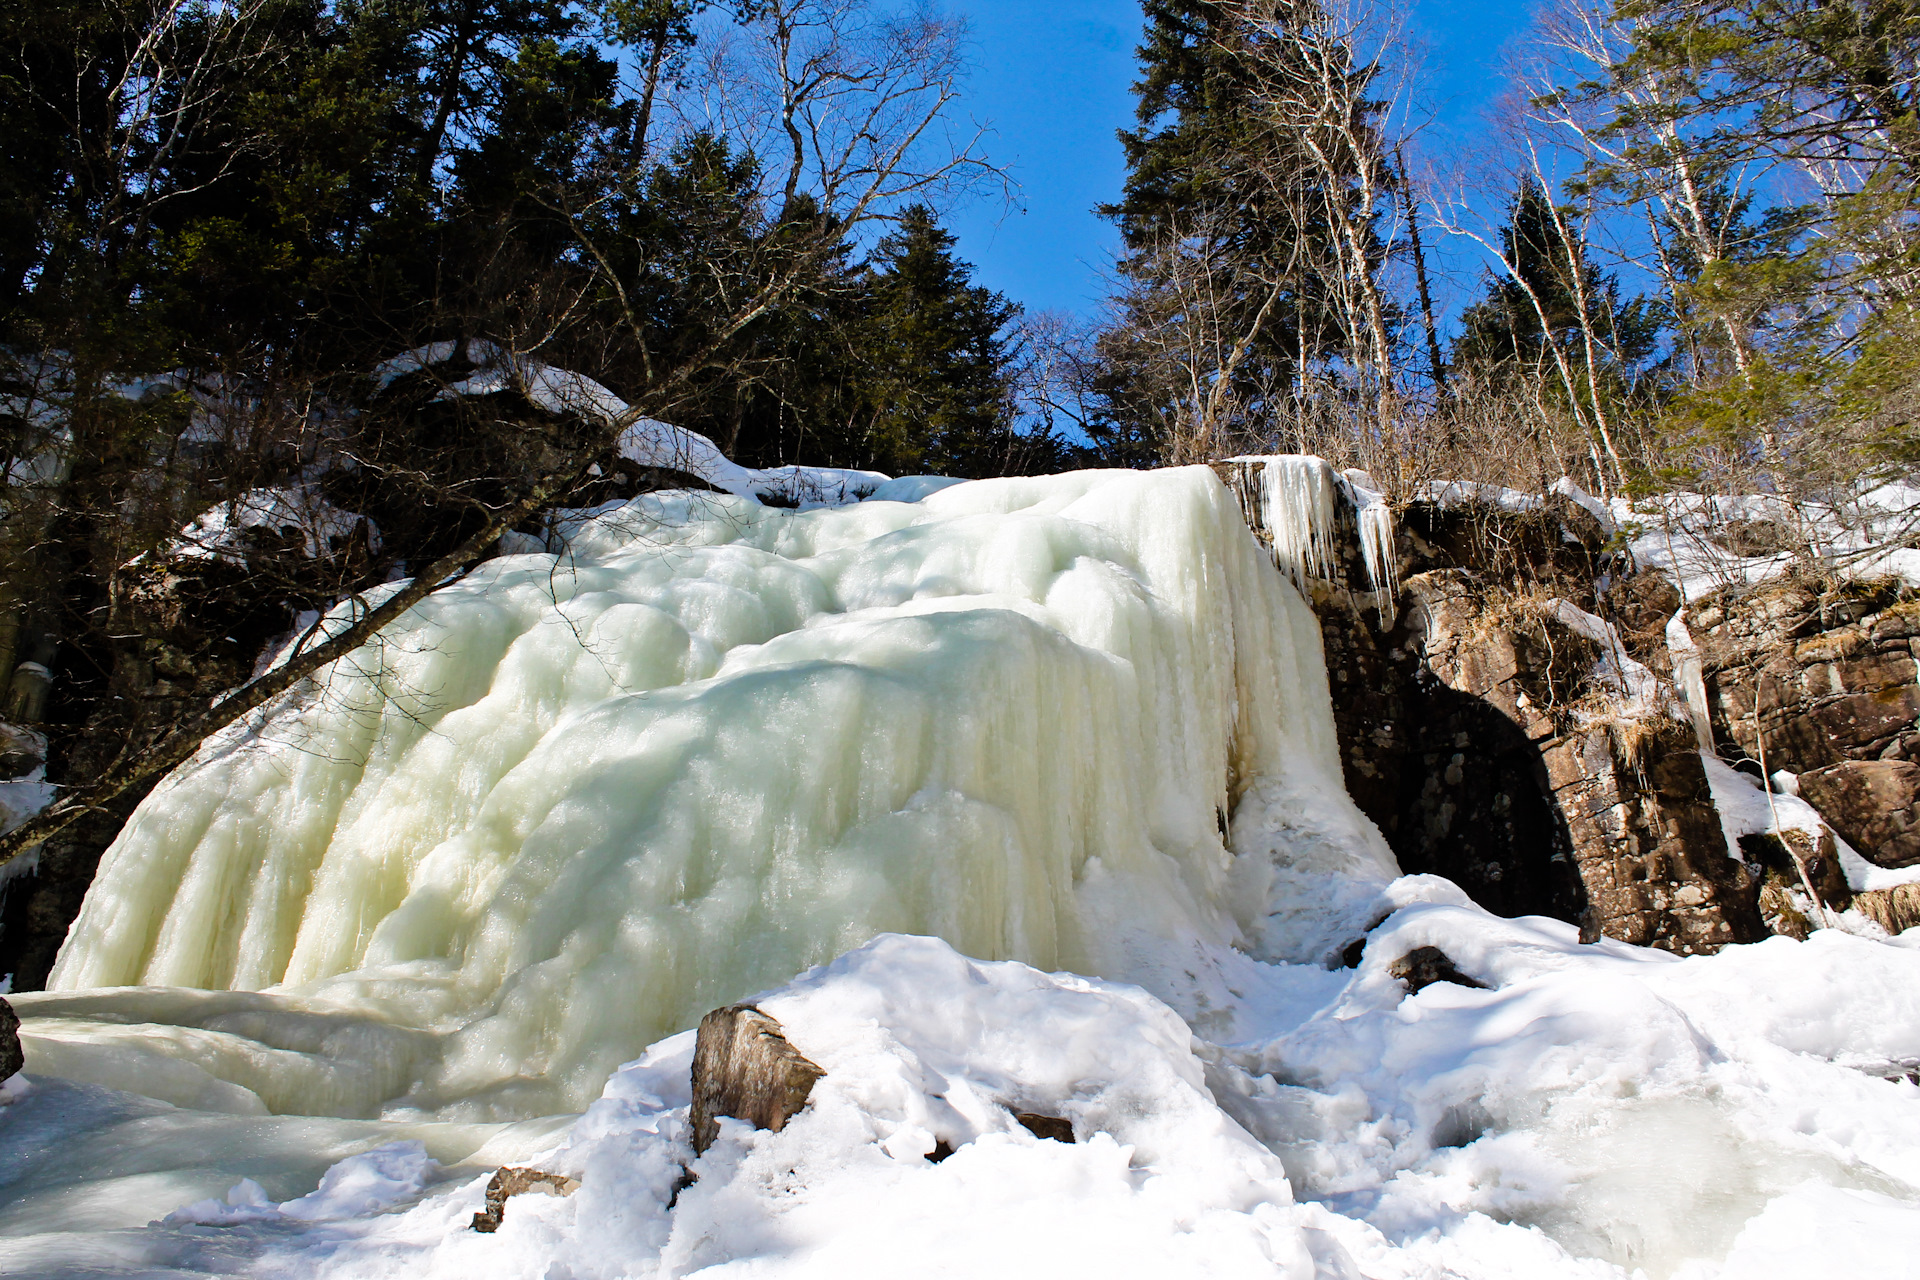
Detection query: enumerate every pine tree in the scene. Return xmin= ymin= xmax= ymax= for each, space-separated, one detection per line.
xmin=1453 ymin=183 xmax=1659 ymax=392
xmin=853 ymin=206 xmax=1024 ymax=477
xmin=1096 ymin=0 xmax=1392 ymax=458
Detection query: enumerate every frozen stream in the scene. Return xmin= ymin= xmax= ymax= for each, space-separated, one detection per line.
xmin=3 ymin=467 xmax=1919 ymax=1277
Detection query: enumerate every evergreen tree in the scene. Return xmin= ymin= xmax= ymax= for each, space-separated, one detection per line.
xmin=1453 ymin=183 xmax=1659 ymax=394
xmin=851 ymin=206 xmax=1027 ymax=477
xmin=1096 ymin=0 xmax=1392 ymax=458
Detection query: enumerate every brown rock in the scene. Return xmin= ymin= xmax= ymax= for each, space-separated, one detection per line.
xmin=689 ymin=1005 xmax=824 ymax=1155
xmin=1389 ymin=946 xmax=1488 ymax=994
xmin=1796 ymin=760 xmax=1920 ymax=868
xmin=0 ymin=997 xmax=19 ymax=1083
xmin=1600 ymin=571 xmax=1683 ymax=672
xmin=1014 ymin=1112 xmax=1075 ymax=1142
xmin=468 ymin=1166 xmax=580 ymax=1233
xmin=0 ymin=723 xmax=43 ymax=778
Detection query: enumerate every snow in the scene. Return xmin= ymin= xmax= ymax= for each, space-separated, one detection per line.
xmin=1549 ymin=477 xmax=1616 ymax=538
xmin=0 ymin=769 xmax=56 ymax=840
xmin=163 ymin=1140 xmax=439 ymax=1225
xmin=1423 ymin=480 xmax=1543 ymax=513
xmin=11 ymin=919 xmax=1920 ymax=1279
xmin=1540 ymin=599 xmax=1671 ymax=717
xmin=1702 ymin=752 xmax=1920 ymax=896
xmin=166 ymin=484 xmax=377 ymax=562
xmin=374 ymin=340 xmax=898 ymax=510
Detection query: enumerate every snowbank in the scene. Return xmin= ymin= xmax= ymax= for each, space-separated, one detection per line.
xmin=374 ymin=340 xmax=894 ymax=509
xmin=166 ymin=484 xmax=377 ymax=562
xmin=11 ymin=919 xmax=1920 ymax=1279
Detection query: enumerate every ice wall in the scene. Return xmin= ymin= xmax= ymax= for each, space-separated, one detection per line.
xmin=40 ymin=467 xmax=1396 ymax=1119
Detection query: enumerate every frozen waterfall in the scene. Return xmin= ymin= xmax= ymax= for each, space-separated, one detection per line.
xmin=32 ymin=467 xmax=1396 ymax=1120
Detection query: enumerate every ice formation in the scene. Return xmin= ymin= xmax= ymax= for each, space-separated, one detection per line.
xmin=34 ymin=466 xmax=1393 ymax=1120
xmin=1229 ymin=456 xmax=1398 ymax=623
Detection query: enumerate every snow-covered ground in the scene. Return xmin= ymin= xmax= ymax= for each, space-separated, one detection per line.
xmin=1425 ymin=474 xmax=1920 ymax=601
xmin=5 ymin=912 xmax=1919 ymax=1279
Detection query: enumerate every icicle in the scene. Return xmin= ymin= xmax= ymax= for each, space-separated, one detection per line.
xmin=1224 ymin=456 xmax=1399 ymax=628
xmin=1224 ymin=455 xmax=1339 ymax=594
xmin=1339 ymin=469 xmax=1399 ymax=630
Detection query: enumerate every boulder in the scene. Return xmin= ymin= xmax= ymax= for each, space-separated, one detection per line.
xmin=1389 ymin=946 xmax=1487 ymax=994
xmin=689 ymin=1005 xmax=824 ymax=1155
xmin=1796 ymin=760 xmax=1920 ymax=868
xmin=1014 ymin=1112 xmax=1075 ymax=1142
xmin=0 ymin=996 xmax=20 ymax=1083
xmin=0 ymin=722 xmax=44 ymax=778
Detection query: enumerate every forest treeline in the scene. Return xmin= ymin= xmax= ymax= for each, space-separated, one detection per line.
xmin=0 ymin=0 xmax=1917 ymax=902
xmin=1054 ymin=0 xmax=1920 ymax=509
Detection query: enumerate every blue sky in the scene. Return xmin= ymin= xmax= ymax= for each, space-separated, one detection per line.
xmin=941 ymin=1 xmax=1540 ymax=321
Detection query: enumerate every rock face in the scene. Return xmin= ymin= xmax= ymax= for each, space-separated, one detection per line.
xmin=689 ymin=1005 xmax=824 ymax=1155
xmin=1397 ymin=573 xmax=1762 ymax=952
xmin=1226 ymin=464 xmax=1765 ymax=954
xmin=1689 ymin=578 xmax=1920 ymax=772
xmin=1686 ymin=576 xmax=1920 ymax=881
xmin=1795 ymin=761 xmax=1920 ymax=868
xmin=0 ymin=996 xmax=21 ymax=1082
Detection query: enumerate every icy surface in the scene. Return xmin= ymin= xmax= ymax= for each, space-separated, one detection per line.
xmin=10 ymin=460 xmax=1920 ymax=1277
xmin=37 ymin=467 xmax=1389 ymax=1120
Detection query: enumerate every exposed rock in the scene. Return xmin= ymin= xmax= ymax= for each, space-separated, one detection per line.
xmin=1853 ymin=883 xmax=1920 ymax=936
xmin=689 ymin=1005 xmax=824 ymax=1155
xmin=1549 ymin=721 xmax=1765 ymax=953
xmin=1014 ymin=1112 xmax=1075 ymax=1143
xmin=1794 ymin=761 xmax=1920 ymax=868
xmin=1738 ymin=827 xmax=1850 ymax=909
xmin=1224 ymin=461 xmax=1764 ymax=956
xmin=1599 ymin=571 xmax=1683 ymax=675
xmin=468 ymin=1166 xmax=580 ymax=1233
xmin=1714 ymin=517 xmax=1799 ymax=558
xmin=1389 ymin=946 xmax=1487 ymax=994
xmin=0 ymin=722 xmax=44 ymax=778
xmin=1689 ymin=578 xmax=1920 ymax=773
xmin=1398 ymin=497 xmax=1620 ymax=607
xmin=0 ymin=996 xmax=21 ymax=1083
xmin=1392 ymin=573 xmax=1762 ymax=953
